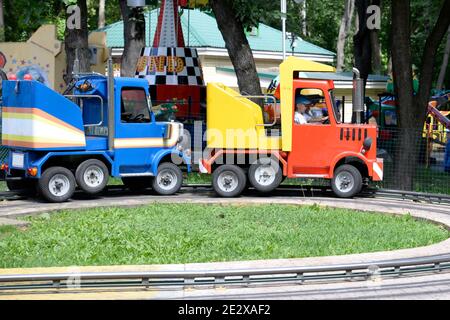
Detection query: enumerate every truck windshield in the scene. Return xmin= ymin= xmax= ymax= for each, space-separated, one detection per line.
xmin=329 ymin=90 xmax=342 ymax=124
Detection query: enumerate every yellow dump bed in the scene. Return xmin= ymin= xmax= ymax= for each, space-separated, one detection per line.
xmin=206 ymin=57 xmax=336 ymax=151
xmin=206 ymin=83 xmax=281 ymax=150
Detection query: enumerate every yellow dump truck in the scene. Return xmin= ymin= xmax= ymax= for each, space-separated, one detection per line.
xmin=199 ymin=57 xmax=384 ymax=198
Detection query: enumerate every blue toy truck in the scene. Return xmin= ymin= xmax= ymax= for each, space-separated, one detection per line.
xmin=0 ymin=61 xmax=191 ymax=202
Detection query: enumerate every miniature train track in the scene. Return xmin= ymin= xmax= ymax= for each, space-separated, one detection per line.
xmin=0 ymin=183 xmax=449 ymax=297
xmin=1 ymin=184 xmax=450 ymax=205
xmin=0 ymin=254 xmax=449 ymax=291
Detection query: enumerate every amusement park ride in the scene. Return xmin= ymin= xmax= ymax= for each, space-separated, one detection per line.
xmin=0 ymin=0 xmax=384 ymax=202
xmin=135 ymin=0 xmax=207 ymax=122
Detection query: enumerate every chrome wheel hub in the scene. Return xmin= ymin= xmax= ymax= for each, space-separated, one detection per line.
xmin=83 ymin=165 xmax=104 ymax=188
xmin=218 ymin=171 xmax=239 ymax=193
xmin=254 ymin=164 xmax=276 ymax=186
xmin=157 ymin=169 xmax=177 ymax=191
xmin=335 ymin=172 xmax=354 ymax=193
xmin=48 ymin=174 xmax=70 ymax=197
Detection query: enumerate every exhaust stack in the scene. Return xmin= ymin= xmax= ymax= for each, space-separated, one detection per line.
xmin=352 ymin=67 xmax=364 ymax=124
xmin=73 ymin=49 xmax=80 ymax=79
xmin=107 ymin=55 xmax=115 ymax=152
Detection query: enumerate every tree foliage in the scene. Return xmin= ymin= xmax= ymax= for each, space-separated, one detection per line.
xmin=1 ymin=0 xmax=449 ymax=88
xmin=209 ymin=0 xmax=263 ymax=96
xmin=4 ymin=0 xmax=64 ymax=41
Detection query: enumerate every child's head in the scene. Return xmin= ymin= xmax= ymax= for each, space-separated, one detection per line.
xmin=296 ymin=96 xmax=311 ymax=113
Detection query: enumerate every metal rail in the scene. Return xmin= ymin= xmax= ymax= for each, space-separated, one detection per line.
xmin=1 ymin=184 xmax=450 ymax=205
xmin=1 ymin=254 xmax=449 ymax=291
xmin=0 ymin=191 xmax=26 ymax=201
xmin=368 ymin=188 xmax=450 ymax=205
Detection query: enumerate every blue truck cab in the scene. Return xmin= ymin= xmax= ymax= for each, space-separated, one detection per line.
xmin=0 ymin=72 xmax=191 ymax=202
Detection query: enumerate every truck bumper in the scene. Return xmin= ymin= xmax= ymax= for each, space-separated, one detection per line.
xmin=199 ymin=159 xmax=210 ymax=174
xmin=2 ymin=150 xmax=39 ymax=179
xmin=371 ymin=158 xmax=384 ymax=181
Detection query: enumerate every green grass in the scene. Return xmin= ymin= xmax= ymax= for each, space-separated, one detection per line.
xmin=0 ymin=204 xmax=448 ymax=268
xmin=185 ymin=172 xmax=211 ymax=184
xmin=375 ymin=163 xmax=450 ymax=195
xmin=183 ymin=173 xmax=323 ymax=186
xmin=413 ymin=167 xmax=450 ymax=195
xmin=107 ymin=174 xmax=212 ymax=187
xmin=0 ymin=225 xmax=19 ymax=239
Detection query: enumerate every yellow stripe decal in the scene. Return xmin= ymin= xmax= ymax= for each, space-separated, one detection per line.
xmin=2 ymin=107 xmax=86 ymax=148
xmin=114 ymin=124 xmax=179 ymax=149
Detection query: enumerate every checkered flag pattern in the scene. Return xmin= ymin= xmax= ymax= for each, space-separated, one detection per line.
xmin=136 ymin=47 xmax=205 ymax=86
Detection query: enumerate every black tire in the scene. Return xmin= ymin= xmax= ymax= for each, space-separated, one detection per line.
xmin=152 ymin=162 xmax=183 ymax=195
xmin=248 ymin=158 xmax=283 ymax=193
xmin=38 ymin=167 xmax=76 ymax=203
xmin=6 ymin=179 xmax=37 ymax=196
xmin=212 ymin=165 xmax=247 ymax=198
xmin=75 ymin=159 xmax=109 ymax=195
xmin=122 ymin=177 xmax=154 ymax=191
xmin=331 ymin=164 xmax=363 ymax=198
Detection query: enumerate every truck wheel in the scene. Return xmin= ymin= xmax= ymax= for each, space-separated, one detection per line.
xmin=75 ymin=159 xmax=109 ymax=195
xmin=248 ymin=158 xmax=283 ymax=193
xmin=122 ymin=177 xmax=153 ymax=191
xmin=212 ymin=165 xmax=247 ymax=198
xmin=331 ymin=165 xmax=363 ymax=198
xmin=152 ymin=163 xmax=183 ymax=195
xmin=6 ymin=179 xmax=37 ymax=196
xmin=38 ymin=167 xmax=76 ymax=203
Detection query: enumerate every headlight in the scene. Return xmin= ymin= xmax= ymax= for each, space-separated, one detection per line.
xmin=361 ymin=137 xmax=373 ymax=155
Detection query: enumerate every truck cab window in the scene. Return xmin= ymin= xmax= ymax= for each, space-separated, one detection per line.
xmin=294 ymin=89 xmax=329 ymax=125
xmin=121 ymin=88 xmax=151 ymax=123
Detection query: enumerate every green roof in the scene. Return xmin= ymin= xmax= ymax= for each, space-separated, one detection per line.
xmin=217 ymin=67 xmax=388 ymax=82
xmin=96 ymin=9 xmax=335 ymax=57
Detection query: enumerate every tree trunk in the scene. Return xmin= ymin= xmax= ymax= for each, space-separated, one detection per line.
xmin=417 ymin=0 xmax=450 ymax=111
xmin=210 ymin=0 xmax=262 ymax=97
xmin=119 ymin=0 xmax=146 ymax=77
xmin=353 ymin=0 xmax=372 ymax=83
xmin=387 ymin=55 xmax=392 ymax=76
xmin=98 ymin=0 xmax=106 ymax=29
xmin=370 ymin=30 xmax=382 ymax=74
xmin=436 ymin=27 xmax=450 ymax=90
xmin=391 ymin=0 xmax=450 ymax=190
xmin=391 ymin=1 xmax=420 ymax=190
xmin=0 ymin=0 xmax=5 ymax=42
xmin=300 ymin=0 xmax=307 ymax=37
xmin=64 ymin=0 xmax=91 ymax=84
xmin=352 ymin=0 xmax=371 ymax=124
xmin=336 ymin=0 xmax=355 ymax=72
xmin=370 ymin=0 xmax=382 ymax=75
